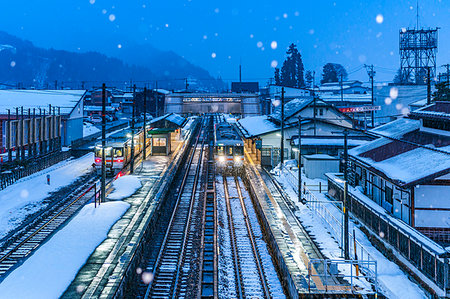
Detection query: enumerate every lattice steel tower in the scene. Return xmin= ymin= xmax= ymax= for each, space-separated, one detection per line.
xmin=399 ymin=28 xmax=439 ymax=84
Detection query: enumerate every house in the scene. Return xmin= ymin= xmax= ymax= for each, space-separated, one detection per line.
xmin=236 ymin=98 xmax=371 ymax=167
xmin=259 ymin=85 xmax=311 ymax=115
xmin=0 ymin=90 xmax=85 ymax=152
xmin=319 ymin=80 xmax=368 ymax=95
xmin=346 ymin=102 xmax=450 ymax=244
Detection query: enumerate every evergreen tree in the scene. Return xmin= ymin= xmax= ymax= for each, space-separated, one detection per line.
xmin=393 ymin=68 xmax=413 ymax=84
xmin=274 ymin=67 xmax=281 ymax=85
xmin=433 ymin=81 xmax=450 ymax=101
xmin=305 ymin=70 xmax=313 ymax=88
xmin=321 ymin=63 xmax=348 ymax=84
xmin=274 ymin=43 xmax=305 ymax=88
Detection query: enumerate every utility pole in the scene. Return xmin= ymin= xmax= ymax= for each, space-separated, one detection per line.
xmin=312 ymin=71 xmax=317 ymax=136
xmin=239 ymin=64 xmax=242 ymax=83
xmin=143 ymin=87 xmax=147 ymax=160
xmin=343 ymin=130 xmax=349 ymax=260
xmin=130 ymin=85 xmax=136 ymax=174
xmin=298 ymin=116 xmax=302 ymax=203
xmin=185 ymin=78 xmax=189 ymax=91
xmin=340 ymin=74 xmax=344 ymax=103
xmin=101 ymin=83 xmax=106 ymax=204
xmin=427 ymin=67 xmax=432 ymax=105
xmin=365 ymin=64 xmax=376 ymax=128
xmin=21 ymin=107 xmax=25 ymax=159
xmin=7 ymin=109 xmax=11 ymax=162
xmin=155 ymin=81 xmax=159 ymax=117
xmin=280 ymin=87 xmax=285 ymax=166
xmin=54 ymin=80 xmax=57 ymax=90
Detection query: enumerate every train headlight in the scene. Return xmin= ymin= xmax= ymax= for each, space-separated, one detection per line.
xmin=219 ymin=156 xmax=226 ymax=163
xmin=234 ymin=156 xmax=243 ymax=165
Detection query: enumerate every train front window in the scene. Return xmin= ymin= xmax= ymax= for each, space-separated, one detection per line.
xmin=227 ymin=146 xmax=233 ymax=156
xmin=217 ymin=146 xmax=224 ymax=155
xmin=114 ymin=148 xmax=123 ymax=157
xmin=234 ymin=146 xmax=243 ymax=156
xmin=95 ymin=147 xmax=112 ymax=157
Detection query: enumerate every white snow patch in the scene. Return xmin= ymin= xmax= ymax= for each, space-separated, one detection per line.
xmin=0 ymin=153 xmax=94 ymax=240
xmin=0 ymin=201 xmax=129 ymax=298
xmin=107 ymin=175 xmax=142 ymax=200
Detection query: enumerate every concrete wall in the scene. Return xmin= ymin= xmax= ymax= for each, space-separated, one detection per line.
xmin=304 ymin=156 xmax=339 ymax=180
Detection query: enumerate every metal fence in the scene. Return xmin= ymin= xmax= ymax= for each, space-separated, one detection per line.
xmin=279 ymin=167 xmax=378 ymax=289
xmin=0 ymin=151 xmax=72 ymax=191
xmin=308 ymin=259 xmax=378 ymax=295
xmin=328 ymin=176 xmax=450 ymax=295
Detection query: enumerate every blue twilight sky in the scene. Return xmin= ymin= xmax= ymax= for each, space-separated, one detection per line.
xmin=0 ymin=0 xmax=449 ymax=85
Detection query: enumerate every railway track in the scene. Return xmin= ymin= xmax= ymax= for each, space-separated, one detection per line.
xmin=222 ymin=176 xmax=272 ymax=298
xmin=144 ymin=120 xmax=207 ymax=298
xmin=0 ymin=173 xmax=107 ymax=279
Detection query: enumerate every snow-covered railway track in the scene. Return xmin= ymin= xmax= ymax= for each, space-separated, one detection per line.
xmin=223 ymin=176 xmax=271 ymax=298
xmin=0 ymin=174 xmax=105 ymax=280
xmin=144 ymin=121 xmax=207 ymax=299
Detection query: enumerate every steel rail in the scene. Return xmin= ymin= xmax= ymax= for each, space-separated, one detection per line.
xmin=234 ymin=176 xmax=271 ymax=298
xmin=144 ymin=119 xmax=205 ymax=298
xmin=222 ymin=176 xmax=244 ymax=299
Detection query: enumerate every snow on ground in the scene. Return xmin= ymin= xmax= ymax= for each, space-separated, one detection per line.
xmin=83 ymin=122 xmax=101 ymax=137
xmin=0 ymin=201 xmax=130 ymax=299
xmin=107 ymin=175 xmax=142 ymax=200
xmin=272 ymin=161 xmax=427 ymax=299
xmin=0 ymin=153 xmax=94 ymax=241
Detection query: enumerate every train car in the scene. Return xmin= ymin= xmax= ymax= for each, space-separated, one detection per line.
xmin=94 ymin=128 xmax=149 ymax=175
xmin=214 ymin=121 xmax=244 ymax=174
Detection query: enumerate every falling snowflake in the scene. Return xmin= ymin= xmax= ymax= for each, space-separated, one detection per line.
xmin=89 ymin=0 xmax=95 ymax=4
xmin=10 ymin=61 xmax=16 ymax=67
xmin=109 ymin=14 xmax=116 ymax=22
xmin=256 ymin=41 xmax=263 ymax=48
xmin=211 ymin=52 xmax=217 ymax=58
xmin=271 ymin=60 xmax=278 ymax=68
xmin=376 ymin=14 xmax=384 ymax=24
xmin=270 ymin=41 xmax=277 ymax=50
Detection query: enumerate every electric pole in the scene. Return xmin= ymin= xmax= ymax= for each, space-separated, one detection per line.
xmin=143 ymin=87 xmax=147 ymax=160
xmin=101 ymin=83 xmax=106 ymax=204
xmin=280 ymin=87 xmax=285 ymax=166
xmin=340 ymin=74 xmax=344 ymax=103
xmin=365 ymin=64 xmax=375 ymax=128
xmin=130 ymin=85 xmax=136 ymax=174
xmin=343 ymin=130 xmax=349 ymax=260
xmin=298 ymin=116 xmax=302 ymax=203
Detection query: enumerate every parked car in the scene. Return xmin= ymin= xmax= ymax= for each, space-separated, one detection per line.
xmin=90 ymin=115 xmax=102 ymax=123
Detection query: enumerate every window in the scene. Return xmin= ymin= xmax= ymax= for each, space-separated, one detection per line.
xmin=234 ymin=146 xmax=243 ymax=155
xmin=114 ymin=148 xmax=123 ymax=157
xmin=217 ymin=146 xmax=225 ymax=155
xmin=319 ymin=108 xmax=324 ymax=116
xmin=153 ymin=138 xmax=166 ymax=147
xmin=226 ymin=146 xmax=233 ymax=155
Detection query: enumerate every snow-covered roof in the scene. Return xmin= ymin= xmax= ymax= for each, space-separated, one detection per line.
xmin=236 ymin=115 xmax=279 ymax=138
xmin=303 ymin=154 xmax=339 ymax=160
xmin=0 ymin=90 xmax=85 ymax=116
xmin=350 ymin=127 xmax=450 ymax=187
xmin=318 ymin=93 xmax=372 ymax=103
xmin=270 ymin=98 xmax=314 ymax=122
xmin=292 ymin=137 xmax=368 ymax=147
xmin=410 ymin=101 xmax=450 ymax=121
xmin=369 ymin=118 xmax=421 ymax=138
xmin=149 ymin=113 xmax=186 ymax=127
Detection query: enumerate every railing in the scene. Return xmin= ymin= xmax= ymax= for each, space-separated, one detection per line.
xmin=277 ymin=167 xmax=378 ymax=290
xmin=308 ymin=259 xmax=378 ymax=295
xmin=327 ymin=174 xmax=450 ymax=295
xmin=0 ymin=151 xmax=72 ymax=191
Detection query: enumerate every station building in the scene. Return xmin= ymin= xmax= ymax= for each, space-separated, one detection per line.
xmin=147 ymin=113 xmax=186 ymax=155
xmin=164 ymin=92 xmax=260 ymax=117
xmin=0 ymin=89 xmax=85 ymax=152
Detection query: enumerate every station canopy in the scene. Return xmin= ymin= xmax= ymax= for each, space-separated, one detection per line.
xmin=148 ymin=113 xmax=186 ymax=129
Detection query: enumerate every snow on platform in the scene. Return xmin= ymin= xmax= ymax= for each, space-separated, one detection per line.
xmin=0 ymin=153 xmax=94 ymax=241
xmin=274 ymin=164 xmax=427 ymax=298
xmin=0 ymin=201 xmax=129 ymax=299
xmin=107 ymin=175 xmax=142 ymax=200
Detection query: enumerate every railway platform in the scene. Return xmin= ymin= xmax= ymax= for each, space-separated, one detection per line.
xmin=61 ymin=137 xmax=189 ymax=298
xmin=244 ymin=150 xmax=354 ymax=298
